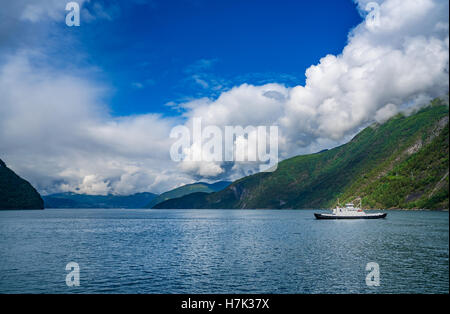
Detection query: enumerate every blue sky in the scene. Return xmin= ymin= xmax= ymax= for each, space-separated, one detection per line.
xmin=71 ymin=0 xmax=362 ymax=116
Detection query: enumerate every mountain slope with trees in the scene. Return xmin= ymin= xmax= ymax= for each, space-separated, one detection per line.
xmin=146 ymin=181 xmax=231 ymax=208
xmin=154 ymin=99 xmax=449 ymax=210
xmin=0 ymin=159 xmax=44 ymax=210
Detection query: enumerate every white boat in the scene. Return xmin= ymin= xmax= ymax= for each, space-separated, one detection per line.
xmin=314 ymin=202 xmax=387 ymax=220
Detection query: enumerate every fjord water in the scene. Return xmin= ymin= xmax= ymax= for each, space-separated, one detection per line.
xmin=0 ymin=209 xmax=448 ymax=294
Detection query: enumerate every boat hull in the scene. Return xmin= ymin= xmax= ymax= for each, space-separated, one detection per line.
xmin=314 ymin=213 xmax=387 ymax=220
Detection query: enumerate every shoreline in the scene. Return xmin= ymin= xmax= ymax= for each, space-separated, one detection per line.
xmin=1 ymin=207 xmax=448 ymax=212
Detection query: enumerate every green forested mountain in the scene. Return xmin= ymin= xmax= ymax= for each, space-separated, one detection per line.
xmin=154 ymin=100 xmax=449 ymax=210
xmin=146 ymin=181 xmax=231 ymax=208
xmin=43 ymin=192 xmax=157 ymax=209
xmin=0 ymin=159 xmax=44 ymax=210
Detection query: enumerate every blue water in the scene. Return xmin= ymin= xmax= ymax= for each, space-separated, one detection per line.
xmin=0 ymin=209 xmax=448 ymax=294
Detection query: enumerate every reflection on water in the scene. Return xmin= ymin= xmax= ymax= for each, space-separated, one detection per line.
xmin=0 ymin=209 xmax=448 ymax=293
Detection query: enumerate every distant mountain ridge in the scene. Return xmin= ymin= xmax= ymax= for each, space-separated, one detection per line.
xmin=154 ymin=99 xmax=449 ymax=210
xmin=43 ymin=181 xmax=231 ymax=209
xmin=43 ymin=192 xmax=157 ymax=209
xmin=0 ymin=159 xmax=44 ymax=210
xmin=145 ymin=181 xmax=231 ymax=208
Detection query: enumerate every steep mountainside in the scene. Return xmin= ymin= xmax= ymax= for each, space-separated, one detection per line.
xmin=154 ymin=100 xmax=449 ymax=210
xmin=146 ymin=181 xmax=231 ymax=208
xmin=43 ymin=192 xmax=157 ymax=209
xmin=0 ymin=159 xmax=44 ymax=210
